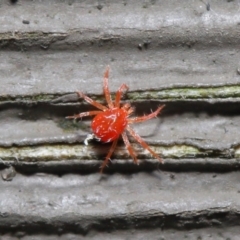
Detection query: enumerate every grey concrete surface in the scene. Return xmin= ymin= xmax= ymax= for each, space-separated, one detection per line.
xmin=1 ymin=0 xmax=240 ymax=239
xmin=0 ymin=172 xmax=240 ymax=235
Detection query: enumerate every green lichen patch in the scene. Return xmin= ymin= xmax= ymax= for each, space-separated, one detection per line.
xmin=0 ymin=143 xmax=233 ymax=163
xmin=58 ymin=118 xmax=89 ymax=132
xmin=0 ymin=144 xmax=98 ymax=162
xmin=1 ymin=85 xmax=240 ymax=104
xmin=128 ymin=85 xmax=240 ymax=100
xmin=0 ymin=93 xmax=61 ymax=103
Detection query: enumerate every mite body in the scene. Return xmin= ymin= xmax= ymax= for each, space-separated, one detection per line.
xmin=67 ymin=66 xmax=165 ymax=172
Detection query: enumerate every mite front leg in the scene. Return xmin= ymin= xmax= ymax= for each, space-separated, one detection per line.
xmin=66 ymin=111 xmax=102 ymax=119
xmin=103 ymin=66 xmax=114 ymax=109
xmin=77 ymin=91 xmax=108 ymax=111
xmin=115 ymin=84 xmax=129 ymax=108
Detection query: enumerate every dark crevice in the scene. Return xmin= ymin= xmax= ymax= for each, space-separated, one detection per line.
xmin=0 ymin=210 xmax=239 ymax=235
xmin=0 ymin=101 xmax=239 ymax=120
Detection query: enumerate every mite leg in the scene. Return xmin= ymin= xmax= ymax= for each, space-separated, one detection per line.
xmin=122 ymin=103 xmax=135 ymax=115
xmin=100 ymin=138 xmax=119 ymax=173
xmin=66 ymin=111 xmax=102 ymax=119
xmin=126 ymin=126 xmax=163 ymax=163
xmin=103 ymin=66 xmax=114 ymax=109
xmin=77 ymin=91 xmax=108 ymax=111
xmin=115 ymin=84 xmax=129 ymax=107
xmin=128 ymin=105 xmax=165 ymax=124
xmin=121 ymin=131 xmax=138 ymax=164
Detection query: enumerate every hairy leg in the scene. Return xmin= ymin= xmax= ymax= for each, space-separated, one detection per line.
xmin=122 ymin=103 xmax=135 ymax=115
xmin=103 ymin=66 xmax=114 ymax=109
xmin=121 ymin=131 xmax=138 ymax=164
xmin=66 ymin=110 xmax=102 ymax=119
xmin=128 ymin=105 xmax=165 ymax=124
xmin=100 ymin=138 xmax=119 ymax=173
xmin=115 ymin=84 xmax=129 ymax=107
xmin=126 ymin=125 xmax=163 ymax=163
xmin=77 ymin=91 xmax=107 ymax=111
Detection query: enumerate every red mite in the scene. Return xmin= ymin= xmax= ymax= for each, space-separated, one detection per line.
xmin=67 ymin=66 xmax=165 ymax=172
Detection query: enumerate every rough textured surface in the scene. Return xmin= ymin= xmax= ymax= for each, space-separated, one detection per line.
xmin=1 ymin=0 xmax=240 ymax=239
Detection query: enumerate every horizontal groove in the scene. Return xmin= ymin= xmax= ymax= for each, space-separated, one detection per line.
xmin=0 ymin=143 xmax=236 ymax=161
xmin=1 ymin=84 xmax=240 ymax=103
xmin=129 ymin=85 xmax=240 ymax=101
xmin=0 ymin=208 xmax=239 ymax=235
xmin=0 ymin=31 xmax=68 ymax=50
xmin=1 ymin=16 xmax=240 ymax=49
xmin=0 ymin=144 xmax=239 ymax=174
xmin=1 ymin=1 xmax=240 ymax=237
xmin=0 ymin=31 xmax=67 ymax=39
xmin=2 ymin=158 xmax=240 ymax=174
